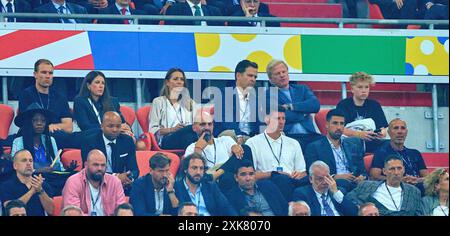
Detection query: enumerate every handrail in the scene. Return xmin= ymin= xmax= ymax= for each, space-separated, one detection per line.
xmin=0 ymin=12 xmax=449 ymax=26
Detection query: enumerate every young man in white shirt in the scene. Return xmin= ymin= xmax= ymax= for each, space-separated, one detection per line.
xmin=246 ymin=106 xmax=308 ymax=201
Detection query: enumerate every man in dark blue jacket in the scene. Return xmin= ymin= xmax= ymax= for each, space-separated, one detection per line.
xmin=305 ymin=109 xmax=366 ymax=192
xmin=174 ymin=153 xmax=237 ymax=216
xmin=33 ymin=0 xmax=90 ymax=23
xmin=293 ymin=160 xmax=358 ymax=216
xmin=130 ymin=153 xmax=178 ymax=216
xmin=213 ymin=60 xmax=262 ymax=144
xmin=228 ymin=0 xmax=280 ymax=27
xmin=224 ymin=160 xmax=288 ymax=216
xmin=265 ymin=59 xmax=322 ymax=152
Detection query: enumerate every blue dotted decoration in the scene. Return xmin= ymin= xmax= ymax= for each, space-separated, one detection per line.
xmin=437 ymin=37 xmax=448 ymax=45
xmin=407 ymin=36 xmax=415 ymax=39
xmin=405 ymin=63 xmax=414 ymax=75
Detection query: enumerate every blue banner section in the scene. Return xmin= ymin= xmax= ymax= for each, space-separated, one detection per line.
xmin=88 ymin=31 xmax=198 ymax=71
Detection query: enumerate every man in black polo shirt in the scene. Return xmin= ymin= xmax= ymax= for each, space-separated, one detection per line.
xmin=369 ymin=118 xmax=428 ymax=190
xmin=0 ymin=149 xmax=54 ymax=216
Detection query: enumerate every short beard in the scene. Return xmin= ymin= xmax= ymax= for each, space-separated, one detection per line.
xmin=186 ymin=172 xmax=202 ymax=185
xmin=88 ymin=171 xmax=104 ymax=182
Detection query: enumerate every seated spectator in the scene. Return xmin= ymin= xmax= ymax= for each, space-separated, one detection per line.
xmin=368 ymin=0 xmax=418 ymax=19
xmin=246 ymin=106 xmax=308 ymax=201
xmin=74 ymin=71 xmax=132 ymax=137
xmin=293 ymin=161 xmax=358 ymax=216
xmin=165 ymin=0 xmax=224 ymax=26
xmin=185 ymin=111 xmax=248 ymax=191
xmin=288 ymin=201 xmax=311 ymax=216
xmin=81 ymin=112 xmax=138 ymax=191
xmin=97 ymin=0 xmax=159 ymax=24
xmin=305 ymin=109 xmax=366 ymax=193
xmin=418 ymin=0 xmax=449 ymax=20
xmin=264 ymin=59 xmax=322 ymax=152
xmin=33 ymin=0 xmax=90 ymax=23
xmin=61 ymin=205 xmax=84 ymax=216
xmin=18 ymin=59 xmax=74 ymax=148
xmin=228 ymin=0 xmax=280 ymax=27
xmin=5 ymin=199 xmax=27 ymax=216
xmin=224 ymin=160 xmax=288 ymax=216
xmin=370 ymin=119 xmax=428 ymax=191
xmin=174 ymin=153 xmax=237 ymax=216
xmin=114 ymin=203 xmax=134 ymax=216
xmin=0 ymin=150 xmax=54 ymax=216
xmin=11 ymin=103 xmax=66 ymax=173
xmin=149 ymin=68 xmax=197 ymax=150
xmin=347 ymin=155 xmax=422 ymax=216
xmin=133 ymin=0 xmax=171 ymax=15
xmin=0 ymin=0 xmax=33 ymax=22
xmin=0 ymin=143 xmax=14 ymax=183
xmin=358 ymin=202 xmax=380 ymax=216
xmin=62 ymin=149 xmax=126 ymax=216
xmin=336 ymin=72 xmax=388 ymax=153
xmin=130 ymin=153 xmax=179 ymax=216
xmin=70 ymin=0 xmax=109 ymax=14
xmin=419 ymin=168 xmax=449 ymax=216
xmin=178 ymin=201 xmax=199 ymax=216
xmin=213 ymin=60 xmax=261 ymax=144
xmin=240 ymin=206 xmax=263 ymax=216
xmin=329 ymin=0 xmax=369 ymax=18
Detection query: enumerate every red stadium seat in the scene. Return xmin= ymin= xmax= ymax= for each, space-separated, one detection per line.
xmin=61 ymin=149 xmax=83 ymax=172
xmin=53 ymin=196 xmax=63 ymax=216
xmin=3 ymin=146 xmax=11 ymax=155
xmin=136 ymin=151 xmax=180 ymax=177
xmin=314 ymin=109 xmax=330 ymax=136
xmin=0 ymin=104 xmax=14 ymax=140
xmin=120 ymin=106 xmax=136 ymax=126
xmin=422 ymin=153 xmax=449 ymax=172
xmin=364 ymin=154 xmax=374 ymax=173
xmin=146 ymin=132 xmax=185 ymax=156
xmin=136 ymin=105 xmax=152 ymax=133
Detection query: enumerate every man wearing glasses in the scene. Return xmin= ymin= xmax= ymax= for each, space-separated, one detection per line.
xmin=229 ymin=0 xmax=280 ymax=27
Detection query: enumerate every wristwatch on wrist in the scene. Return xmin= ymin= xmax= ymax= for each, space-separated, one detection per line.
xmin=167 ymin=190 xmax=175 ymax=194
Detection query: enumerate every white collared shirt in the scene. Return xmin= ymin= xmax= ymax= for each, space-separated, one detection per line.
xmin=185 ymin=136 xmax=236 ymax=169
xmin=372 ymin=183 xmax=403 ymax=212
xmin=103 ymin=134 xmax=117 ymax=173
xmin=236 ymin=88 xmax=250 ymax=122
xmin=326 ymin=137 xmax=350 ymax=174
xmin=154 ymin=188 xmax=164 ymax=215
xmin=115 ymin=2 xmax=133 ymax=24
xmin=246 ymin=130 xmax=306 ymax=174
xmin=313 ymin=188 xmax=343 ymax=216
xmin=52 ymin=0 xmax=77 ymax=23
xmin=164 ymin=98 xmax=192 ymax=128
xmin=186 ymin=0 xmax=206 ymax=26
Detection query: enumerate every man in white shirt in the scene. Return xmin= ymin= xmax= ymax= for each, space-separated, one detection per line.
xmin=246 ymin=106 xmax=308 ymax=201
xmin=185 ymin=111 xmax=248 ymax=191
xmin=346 ymin=155 xmax=422 ymax=216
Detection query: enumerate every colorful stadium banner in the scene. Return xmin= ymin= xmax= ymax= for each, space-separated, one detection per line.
xmin=0 ymin=29 xmax=448 ymax=76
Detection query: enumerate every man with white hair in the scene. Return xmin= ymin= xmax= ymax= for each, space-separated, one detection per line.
xmin=292 ymin=161 xmax=358 ymax=216
xmin=288 ymin=201 xmax=311 ymax=216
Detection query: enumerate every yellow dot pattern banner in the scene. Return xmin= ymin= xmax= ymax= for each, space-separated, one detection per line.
xmin=195 ymin=33 xmax=302 ymax=74
xmin=405 ymin=36 xmax=449 ymax=75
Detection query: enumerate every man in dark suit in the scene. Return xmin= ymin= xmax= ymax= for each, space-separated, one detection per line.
xmin=174 ymin=153 xmax=237 ymax=216
xmin=292 ymin=160 xmax=358 ymax=216
xmin=130 ymin=153 xmax=178 ymax=216
xmin=228 ymin=0 xmax=279 ymax=27
xmin=265 ymin=59 xmax=322 ymax=152
xmin=1 ymin=0 xmax=33 ymax=22
xmin=224 ymin=160 xmax=288 ymax=216
xmin=213 ymin=60 xmax=261 ymax=144
xmin=165 ymin=0 xmax=224 ymax=26
xmin=346 ymin=155 xmax=422 ymax=216
xmin=97 ymin=0 xmax=158 ymax=24
xmin=369 ymin=0 xmax=418 ymax=19
xmin=418 ymin=0 xmax=448 ymax=20
xmin=33 ymin=0 xmax=90 ymax=23
xmin=81 ymin=111 xmax=138 ymax=189
xmin=305 ymin=109 xmax=366 ymax=192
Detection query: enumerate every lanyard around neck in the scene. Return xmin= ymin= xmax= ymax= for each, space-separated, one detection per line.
xmin=263 ymin=133 xmax=283 ymax=166
xmin=88 ymin=98 xmax=102 ymax=124
xmin=385 ymin=182 xmax=403 ymax=211
xmin=202 ymin=140 xmax=217 ymax=166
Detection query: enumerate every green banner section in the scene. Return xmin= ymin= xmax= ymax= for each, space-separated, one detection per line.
xmin=301 ymin=35 xmax=406 ymax=75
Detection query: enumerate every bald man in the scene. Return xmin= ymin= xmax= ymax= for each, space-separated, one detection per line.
xmin=184 ymin=111 xmax=252 ymax=192
xmin=81 ymin=111 xmax=138 ymax=190
xmin=62 ymin=149 xmax=126 ymax=216
xmin=0 ymin=150 xmax=54 ymax=216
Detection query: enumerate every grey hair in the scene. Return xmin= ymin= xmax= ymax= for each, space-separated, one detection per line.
xmin=308 ymin=160 xmax=330 ymax=175
xmin=61 ymin=205 xmax=83 ymax=216
xmin=266 ymin=59 xmax=288 ymax=80
xmin=289 ymin=201 xmax=311 ymax=216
